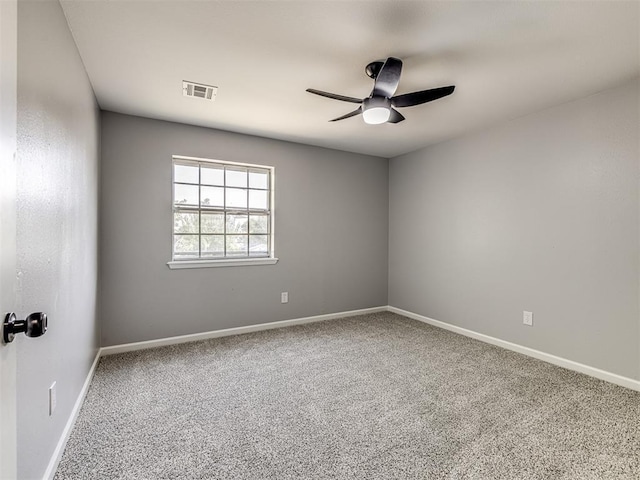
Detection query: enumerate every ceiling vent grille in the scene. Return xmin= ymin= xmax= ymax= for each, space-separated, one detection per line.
xmin=182 ymin=81 xmax=217 ymax=101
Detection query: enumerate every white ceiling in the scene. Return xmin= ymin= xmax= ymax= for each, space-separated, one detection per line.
xmin=60 ymin=1 xmax=639 ymax=158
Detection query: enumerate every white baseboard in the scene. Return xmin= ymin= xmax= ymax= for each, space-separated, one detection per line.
xmin=388 ymin=305 xmax=640 ymax=392
xmin=43 ymin=348 xmax=102 ymax=480
xmin=101 ymin=306 xmax=388 ymax=356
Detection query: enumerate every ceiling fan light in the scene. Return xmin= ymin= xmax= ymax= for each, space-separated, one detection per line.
xmin=362 ymin=96 xmax=391 ymax=125
xmin=363 ymin=107 xmax=390 ymax=124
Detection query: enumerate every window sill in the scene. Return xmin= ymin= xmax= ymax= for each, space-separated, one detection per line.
xmin=167 ymin=257 xmax=279 ymax=269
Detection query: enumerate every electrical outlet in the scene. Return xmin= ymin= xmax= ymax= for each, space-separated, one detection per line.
xmin=523 ymin=311 xmax=533 ymax=327
xmin=49 ymin=382 xmax=57 ymax=416
xmin=281 ymin=292 xmax=289 ymax=304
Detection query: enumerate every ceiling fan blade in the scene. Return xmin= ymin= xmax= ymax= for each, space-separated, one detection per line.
xmin=387 ymin=108 xmax=405 ymax=124
xmin=329 ymin=107 xmax=363 ymax=122
xmin=391 ymin=85 xmax=455 ymax=108
xmin=372 ymin=57 xmax=403 ymax=98
xmin=306 ymin=88 xmax=362 ymax=104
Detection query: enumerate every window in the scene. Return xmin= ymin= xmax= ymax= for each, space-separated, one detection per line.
xmin=168 ymin=156 xmax=277 ymax=269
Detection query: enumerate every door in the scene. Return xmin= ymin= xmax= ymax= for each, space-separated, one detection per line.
xmin=0 ymin=0 xmax=18 ymax=477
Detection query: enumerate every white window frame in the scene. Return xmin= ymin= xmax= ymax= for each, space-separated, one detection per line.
xmin=167 ymin=155 xmax=278 ymax=269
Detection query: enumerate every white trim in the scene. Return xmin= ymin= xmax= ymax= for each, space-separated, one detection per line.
xmin=171 ymin=155 xmax=276 ymax=263
xmin=167 ymin=257 xmax=278 ymax=269
xmin=388 ymin=305 xmax=640 ymax=393
xmin=43 ymin=349 xmax=102 ymax=480
xmin=101 ymin=306 xmax=388 ymax=356
xmin=173 ymin=154 xmax=270 ymax=171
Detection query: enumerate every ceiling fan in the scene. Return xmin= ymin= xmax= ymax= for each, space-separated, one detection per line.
xmin=306 ymin=57 xmax=455 ymax=125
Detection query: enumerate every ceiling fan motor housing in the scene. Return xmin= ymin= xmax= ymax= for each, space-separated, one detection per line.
xmin=364 ymin=96 xmax=391 ymax=109
xmin=365 ymin=61 xmax=385 ymax=79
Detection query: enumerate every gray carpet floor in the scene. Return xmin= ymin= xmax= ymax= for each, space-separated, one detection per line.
xmin=54 ymin=312 xmax=639 ymax=479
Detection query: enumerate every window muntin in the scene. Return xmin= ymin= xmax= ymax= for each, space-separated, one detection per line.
xmin=172 ymin=157 xmax=273 ymax=261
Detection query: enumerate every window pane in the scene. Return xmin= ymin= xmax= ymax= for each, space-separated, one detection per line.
xmin=173 ymin=235 xmax=199 ymax=258
xmin=226 ymin=188 xmax=247 ymax=208
xmin=249 ymin=214 xmax=268 ymax=234
xmin=226 ymin=235 xmax=248 ymax=256
xmin=173 ymin=159 xmax=273 ymax=262
xmin=226 ymin=214 xmax=248 ymax=234
xmin=174 ymin=184 xmax=199 ymax=206
xmin=249 ymin=171 xmax=268 ymax=189
xmin=248 ymin=190 xmax=268 ymax=210
xmin=201 ymin=212 xmax=224 ymax=234
xmin=226 ymin=168 xmax=247 ymax=188
xmin=174 ymin=212 xmax=199 ymax=234
xmin=174 ymin=164 xmax=199 ymax=184
xmin=201 ymin=186 xmax=224 ymax=207
xmin=249 ymin=235 xmax=268 ymax=256
xmin=201 ymin=165 xmax=224 ymax=186
xmin=201 ymin=235 xmax=224 ymax=257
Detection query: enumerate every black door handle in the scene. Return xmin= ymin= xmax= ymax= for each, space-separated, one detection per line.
xmin=3 ymin=312 xmax=47 ymax=343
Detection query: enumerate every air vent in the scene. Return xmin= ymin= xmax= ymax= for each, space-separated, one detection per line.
xmin=182 ymin=81 xmax=217 ymax=101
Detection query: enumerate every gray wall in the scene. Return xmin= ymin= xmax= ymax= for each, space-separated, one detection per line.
xmin=100 ymin=112 xmax=388 ymax=346
xmin=389 ymin=79 xmax=640 ymax=380
xmin=17 ymin=1 xmax=100 ymax=478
